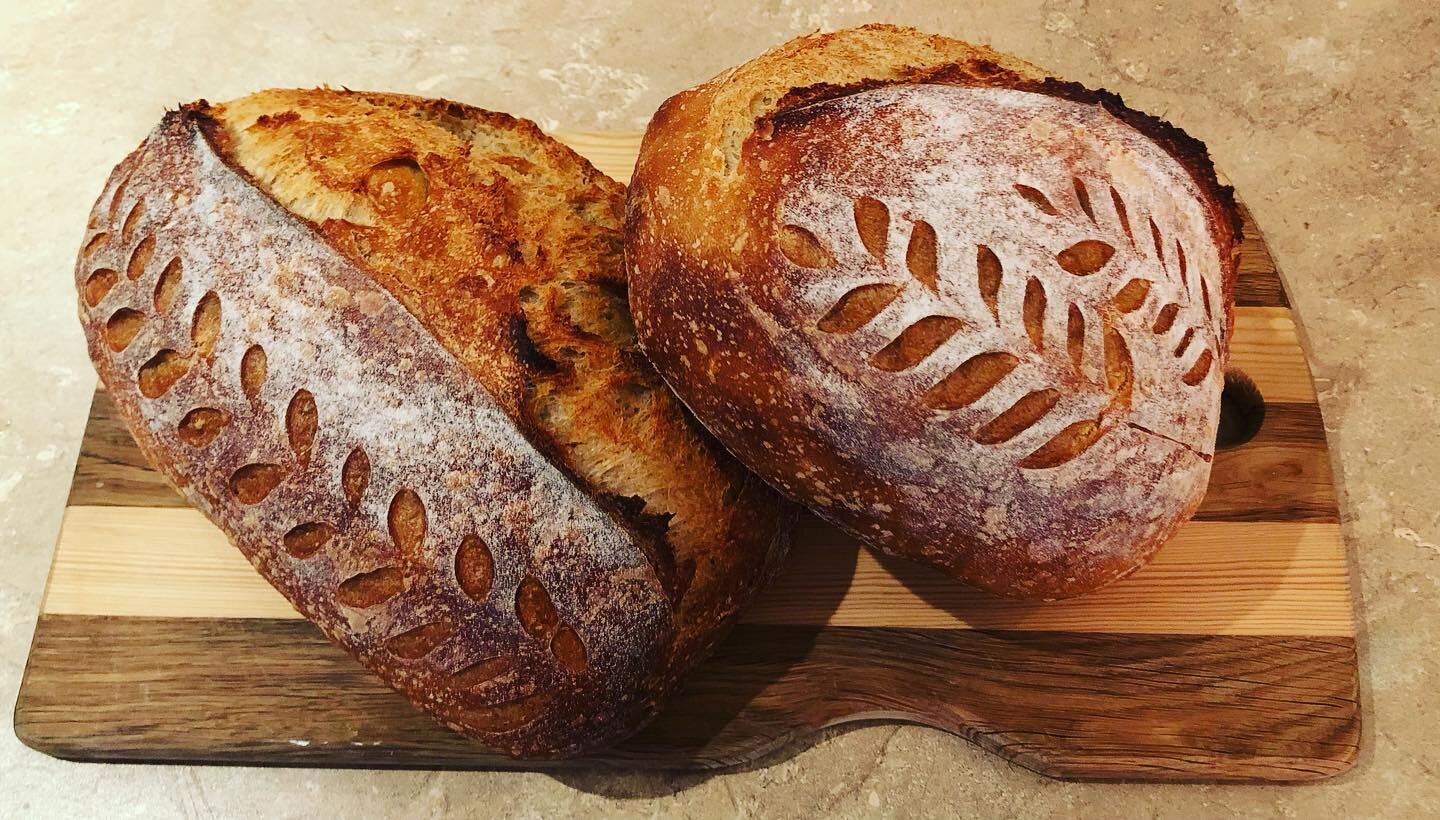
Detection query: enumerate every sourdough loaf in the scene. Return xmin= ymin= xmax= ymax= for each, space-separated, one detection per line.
xmin=625 ymin=25 xmax=1241 ymax=599
xmin=74 ymin=88 xmax=793 ymax=756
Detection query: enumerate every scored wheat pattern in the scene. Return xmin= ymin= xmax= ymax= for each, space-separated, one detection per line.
xmin=84 ymin=170 xmax=587 ymax=732
xmin=777 ymin=182 xmax=1216 ymax=470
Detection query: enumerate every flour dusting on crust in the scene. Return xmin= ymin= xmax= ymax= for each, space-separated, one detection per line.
xmin=626 ymin=26 xmax=1240 ymax=599
xmin=75 ymin=106 xmax=737 ymax=757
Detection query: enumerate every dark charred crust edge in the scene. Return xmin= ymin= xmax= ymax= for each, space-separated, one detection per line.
xmin=1026 ymin=76 xmax=1243 ymax=258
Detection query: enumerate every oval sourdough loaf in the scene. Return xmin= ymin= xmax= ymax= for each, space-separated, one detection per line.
xmin=74 ymin=88 xmax=794 ymax=756
xmin=625 ymin=25 xmax=1241 ymax=599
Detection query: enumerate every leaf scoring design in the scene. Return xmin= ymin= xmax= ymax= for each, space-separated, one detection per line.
xmin=1057 ymin=240 xmax=1115 ymax=275
xmin=1110 ymin=186 xmax=1134 ymax=245
xmin=1019 ymin=419 xmax=1106 ymax=469
xmin=1112 ymin=279 xmax=1152 ymax=313
xmin=793 ymin=184 xmax=1216 ymax=470
xmin=1152 ymin=303 xmax=1180 ymax=334
xmin=84 ymin=269 xmax=120 ymax=307
xmin=816 ymin=283 xmax=901 ymax=333
xmin=127 ymin=235 xmax=156 ymax=281
xmin=1173 ymin=327 xmax=1196 ymax=358
xmin=1182 ymin=348 xmax=1214 ymax=385
xmin=1073 ymin=177 xmax=1096 ymax=223
xmin=906 ymin=220 xmax=939 ymax=293
xmin=977 ymin=245 xmax=1003 ymax=321
xmin=104 ymin=308 xmax=145 ymax=352
xmin=853 ymin=197 xmax=889 ymax=260
xmin=869 ymin=315 xmax=964 ymax=371
xmin=777 ymin=224 xmax=834 ymax=269
xmin=1066 ymin=305 xmax=1085 ymax=371
xmin=1104 ymin=324 xmax=1134 ymax=399
xmin=1023 ymin=278 xmax=1046 ymax=351
xmin=386 ymin=620 xmax=454 ymax=660
xmin=122 ymin=200 xmax=146 ymax=244
xmin=191 ymin=292 xmax=221 ymax=357
xmin=924 ymin=352 xmax=1019 ymax=410
xmin=1015 ymin=184 xmax=1059 ymax=215
xmin=972 ymin=389 xmax=1062 ymax=444
xmin=153 ymin=258 xmax=183 ymax=311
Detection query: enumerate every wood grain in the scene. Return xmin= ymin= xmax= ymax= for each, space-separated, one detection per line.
xmin=1228 ymin=308 xmax=1318 ymax=402
xmin=68 ymin=390 xmax=181 ymax=507
xmin=1232 ymin=204 xmax=1290 ymax=308
xmin=15 ymin=616 xmax=1357 ymax=781
xmin=17 ymin=132 xmax=1359 ymax=782
xmin=42 ymin=506 xmax=1352 ymax=636
xmin=554 ymin=131 xmax=645 ymax=186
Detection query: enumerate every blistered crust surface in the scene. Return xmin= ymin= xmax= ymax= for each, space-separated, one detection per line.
xmin=76 ymin=112 xmax=673 ymax=756
xmin=627 ymin=26 xmax=1240 ymax=599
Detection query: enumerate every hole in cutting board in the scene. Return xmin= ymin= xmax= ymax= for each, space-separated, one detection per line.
xmin=1216 ymin=369 xmax=1265 ymax=450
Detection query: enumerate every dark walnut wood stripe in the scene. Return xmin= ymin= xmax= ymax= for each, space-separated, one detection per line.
xmin=69 ymin=392 xmax=1335 ymax=523
xmin=1235 ymin=206 xmax=1288 ymax=308
xmin=1203 ymin=402 xmax=1336 ymax=522
xmin=69 ymin=391 xmax=185 ymax=508
xmin=15 ymin=616 xmax=1357 ymax=781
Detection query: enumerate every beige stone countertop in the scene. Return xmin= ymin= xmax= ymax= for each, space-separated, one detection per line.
xmin=3 ymin=1 xmax=1437 ymax=816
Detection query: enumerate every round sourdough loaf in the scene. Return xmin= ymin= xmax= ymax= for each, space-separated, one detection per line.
xmin=74 ymin=88 xmax=793 ymax=756
xmin=625 ymin=25 xmax=1241 ymax=599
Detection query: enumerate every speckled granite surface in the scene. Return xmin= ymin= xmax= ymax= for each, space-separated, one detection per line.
xmin=3 ymin=1 xmax=1437 ymax=816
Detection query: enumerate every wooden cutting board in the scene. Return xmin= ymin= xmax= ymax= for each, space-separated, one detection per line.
xmin=15 ymin=133 xmax=1358 ymax=783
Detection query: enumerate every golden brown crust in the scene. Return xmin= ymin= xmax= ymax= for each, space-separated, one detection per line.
xmin=74 ymin=88 xmax=792 ymax=756
xmin=626 ymin=25 xmax=1241 ymax=599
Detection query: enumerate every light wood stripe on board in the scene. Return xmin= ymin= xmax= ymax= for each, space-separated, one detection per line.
xmin=1228 ymin=307 xmax=1317 ymax=402
xmin=45 ymin=505 xmax=1352 ymax=636
xmin=555 ymin=131 xmax=642 ymax=184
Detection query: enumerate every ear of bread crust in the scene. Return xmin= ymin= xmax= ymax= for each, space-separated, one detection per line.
xmin=76 ymin=89 xmax=792 ymax=756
